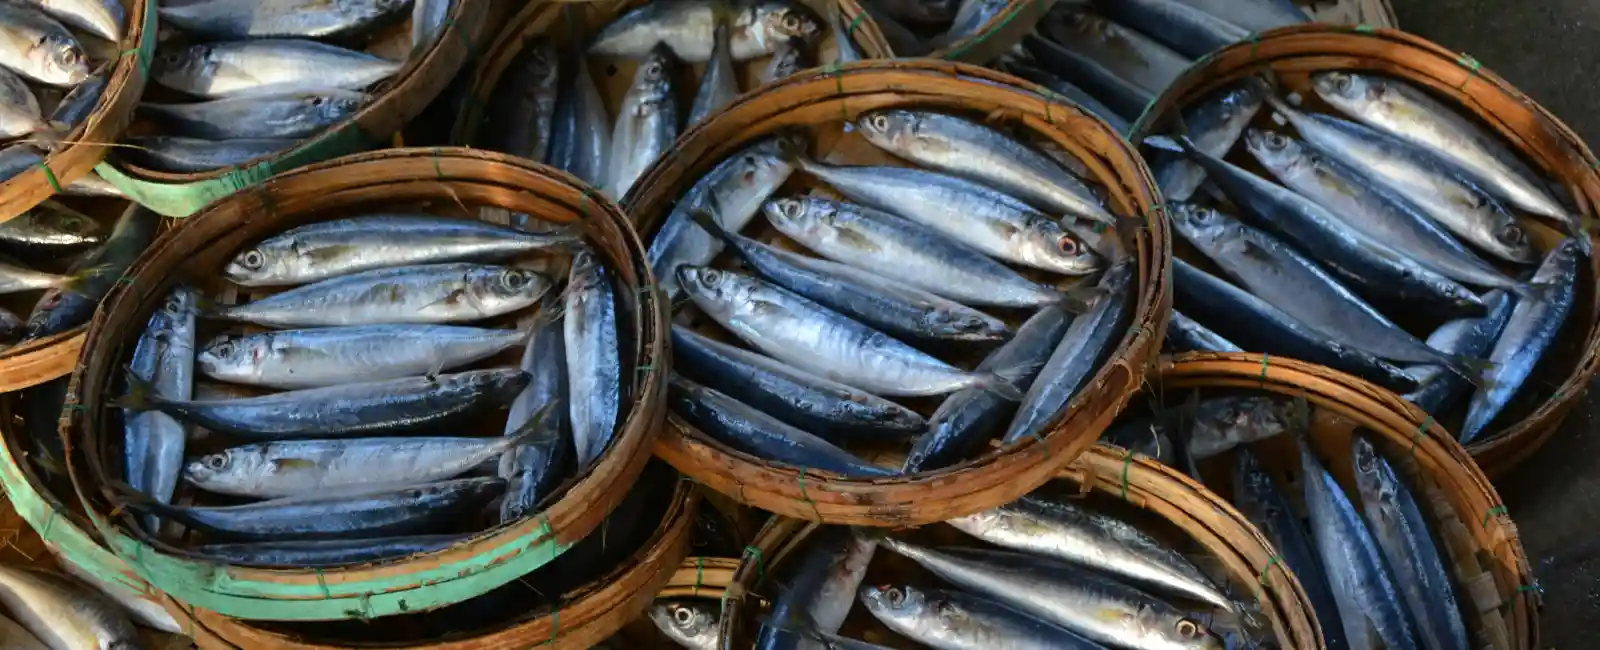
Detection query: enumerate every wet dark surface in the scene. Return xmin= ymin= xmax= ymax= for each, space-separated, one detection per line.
xmin=1388 ymin=0 xmax=1600 ymax=644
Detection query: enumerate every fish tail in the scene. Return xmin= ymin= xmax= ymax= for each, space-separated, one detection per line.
xmin=1052 ymin=283 xmax=1105 ymax=314
xmin=53 ymin=264 xmax=111 ymax=297
xmin=105 ymin=478 xmax=198 ymax=531
xmin=111 ymin=366 xmax=160 ymax=412
xmin=1448 ymin=355 xmax=1496 ymax=388
xmin=977 ymin=372 xmax=1025 ymax=401
xmin=685 ymin=200 xmax=734 ymax=245
xmin=710 ymin=0 xmax=736 ymax=31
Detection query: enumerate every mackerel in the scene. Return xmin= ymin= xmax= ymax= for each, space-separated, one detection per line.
xmin=1165 ymin=310 xmax=1240 ymax=353
xmin=0 ymin=3 xmax=88 ymax=86
xmin=500 ymin=299 xmax=570 ymax=522
xmin=0 ymin=67 xmax=44 ymax=139
xmin=1233 ymin=447 xmax=1347 ymax=650
xmin=1005 ymin=61 xmax=1131 ymax=134
xmin=1187 ymin=396 xmax=1287 ymax=460
xmin=212 ymin=263 xmax=552 ymax=327
xmin=861 ymin=584 xmax=1108 ymax=650
xmin=670 ymin=375 xmax=890 ymax=477
xmin=651 ymin=599 xmax=719 ymax=650
xmin=197 ymin=535 xmax=465 ymax=567
xmin=152 ymin=39 xmax=400 ymax=98
xmin=1022 ymin=33 xmax=1154 ymax=122
xmin=1172 ymin=0 xmax=1307 ymax=32
xmin=589 ymin=0 xmax=822 ymax=62
xmin=122 ymin=306 xmax=167 ymax=526
xmin=25 ymin=205 xmax=159 ymax=339
xmin=485 ymin=38 xmax=558 ymax=163
xmin=1147 ymin=79 xmax=1266 ymax=202
xmin=1038 ymin=8 xmax=1191 ymax=103
xmin=687 ymin=9 xmax=738 ymax=126
xmin=23 ymin=0 xmax=122 ymax=41
xmin=1403 ymin=290 xmax=1514 ymax=415
xmin=159 ymin=0 xmax=408 ymax=39
xmin=124 ymin=136 xmax=297 ymax=172
xmin=198 ymin=325 xmax=526 ymax=388
xmin=607 ymin=43 xmax=680 ymax=200
xmin=141 ymin=286 xmax=198 ymax=535
xmin=1097 ymin=0 xmax=1248 ymax=58
xmin=141 ymin=90 xmax=367 ymax=140
xmin=547 ymin=9 xmax=610 ymax=187
xmin=566 ymin=250 xmax=621 ymax=469
xmin=46 ymin=67 xmax=103 ymax=128
xmin=754 ymin=527 xmax=879 ymax=650
xmin=0 ymin=566 xmax=139 ymax=650
xmin=0 ymin=207 xmax=103 ymax=249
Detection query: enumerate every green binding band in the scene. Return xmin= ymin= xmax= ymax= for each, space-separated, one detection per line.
xmin=1258 ymin=353 xmax=1270 ymax=384
xmin=35 ymin=161 xmax=60 ymax=193
xmin=844 ymin=9 xmax=865 ymax=36
xmin=1410 ymin=415 xmax=1433 ymax=458
xmin=796 ymin=466 xmax=821 ymax=520
xmin=118 ymin=48 xmax=150 ymax=75
xmin=943 ymin=0 xmax=1030 ymax=61
xmin=1455 ymin=53 xmax=1483 ymax=90
xmin=544 ymin=608 xmax=560 ymax=645
xmin=1354 ymin=24 xmax=1377 ymax=33
xmin=1119 ymin=450 xmax=1132 ymax=501
xmin=1481 ymin=504 xmax=1508 ymax=529
xmin=742 ymin=545 xmax=766 ymax=583
xmin=693 ymin=555 xmax=705 ymax=596
xmin=1256 ymin=555 xmax=1283 ymax=588
xmin=1246 ymin=32 xmax=1261 ymax=58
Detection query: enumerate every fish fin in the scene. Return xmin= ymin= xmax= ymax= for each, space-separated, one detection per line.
xmin=993 ymin=359 xmax=1044 ymax=385
xmin=711 ymin=0 xmax=736 ymax=33
xmin=771 ymin=132 xmax=818 ymax=172
xmin=1448 ymin=355 xmax=1496 ymax=388
xmin=506 ymin=401 xmax=562 ymax=448
xmin=52 ymin=264 xmax=113 ymax=297
xmin=850 ymin=526 xmax=890 ymax=544
xmin=104 ymin=478 xmax=198 ymax=531
xmin=268 ymin=458 xmax=318 ymax=471
xmin=110 ymin=366 xmax=160 ymax=412
xmin=1235 ymin=239 xmax=1275 ymax=263
xmin=757 ymin=607 xmax=832 ymax=645
xmin=191 ymin=292 xmax=224 ymax=318
xmin=978 ymin=372 xmax=1026 ymax=401
xmin=685 ymin=201 xmax=735 ymax=247
xmin=1051 ymin=283 xmax=1105 ymax=314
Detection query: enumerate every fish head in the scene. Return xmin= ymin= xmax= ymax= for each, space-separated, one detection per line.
xmin=304 ymin=91 xmax=367 ymax=124
xmin=1488 ymin=217 xmax=1536 ymax=262
xmin=633 ymin=43 xmax=679 ymax=101
xmin=1310 ymin=71 xmax=1374 ymax=113
xmin=676 ymin=265 xmax=752 ymax=317
xmin=1241 ymin=128 xmax=1306 ymax=174
xmin=648 ymin=600 xmax=718 ymax=647
xmin=153 ymin=44 xmax=217 ymax=89
xmin=854 ymin=109 xmax=922 ymax=150
xmin=1164 ymin=202 xmax=1230 ymax=245
xmin=183 ymin=449 xmax=256 ymax=488
xmin=467 ymin=266 xmax=552 ymax=312
xmin=760 ymin=196 xmax=811 ymax=231
xmin=197 ymin=333 xmax=258 ymax=378
xmin=30 ymin=208 xmax=104 ymax=245
xmin=160 ymin=284 xmax=202 ymax=320
xmin=858 ymin=583 xmax=931 ymax=626
xmin=1139 ymin=608 xmax=1226 ymax=650
xmin=1349 ymin=434 xmax=1400 ymax=502
xmin=1016 ymin=214 xmax=1102 ymax=275
xmin=758 ymin=1 xmax=822 ymax=44
xmin=223 ymin=241 xmax=294 ymax=285
xmin=29 ymin=32 xmax=88 ymax=86
xmin=931 ymin=309 xmax=1010 ymax=341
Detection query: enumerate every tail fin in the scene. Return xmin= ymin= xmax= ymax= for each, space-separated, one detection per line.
xmin=978 ymin=373 xmax=1025 ymax=402
xmin=1052 ymin=282 xmax=1106 ymax=314
xmin=1447 ymin=355 xmax=1496 ymax=388
xmin=504 ymin=401 xmax=561 ymax=449
xmin=111 ymin=367 xmax=161 ymax=413
xmin=105 ymin=479 xmax=202 ymax=532
xmin=52 ymin=264 xmax=114 ymax=297
xmin=772 ymin=133 xmax=817 ymax=172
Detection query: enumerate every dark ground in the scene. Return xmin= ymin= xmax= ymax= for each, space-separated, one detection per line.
xmin=1385 ymin=0 xmax=1600 ymax=645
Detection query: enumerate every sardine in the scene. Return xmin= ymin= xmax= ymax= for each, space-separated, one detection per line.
xmin=754 ymin=527 xmax=878 ymax=650
xmin=590 ymin=0 xmax=822 ymax=62
xmin=947 ymin=0 xmax=1005 ymax=40
xmin=139 ymin=286 xmax=198 ymax=534
xmin=1038 ymin=8 xmax=1192 ymax=101
xmin=141 ymin=90 xmax=367 ymax=140
xmin=412 ymin=0 xmax=450 ymax=48
xmin=1403 ymin=290 xmax=1514 ymax=415
xmin=153 ymin=39 xmax=400 ymax=99
xmin=566 ymin=250 xmax=620 ymax=469
xmin=21 ymin=0 xmax=122 ymax=41
xmin=198 ymin=324 xmax=527 ymax=388
xmin=211 ymin=263 xmax=552 ymax=327
xmin=824 ymin=0 xmax=862 ymax=62
xmin=0 ymin=207 xmax=102 ymax=249
xmin=861 ymin=583 xmax=1108 ymax=649
xmin=124 ymin=135 xmax=298 ymax=172
xmin=761 ymin=37 xmax=810 ymax=82
xmin=159 ymin=0 xmax=409 ymax=39
xmin=499 ymin=299 xmax=569 ymax=522
xmin=687 ymin=9 xmax=738 ymax=126
xmin=123 ymin=306 xmax=167 ymax=522
xmin=670 ymin=375 xmax=890 ymax=477
xmin=607 ymin=43 xmax=681 ymax=200
xmin=1166 ymin=310 xmax=1240 ymax=353
xmin=1147 ymin=80 xmax=1266 ymax=202
xmin=1187 ymin=396 xmax=1286 ymax=460
xmin=197 ymin=534 xmax=464 ymax=567
xmin=25 ymin=205 xmax=159 ymax=339
xmin=0 ymin=67 xmax=44 ymax=139
xmin=0 ymin=566 xmax=139 ymax=650
xmin=1232 ymin=447 xmax=1348 ymax=650
xmin=1005 ymin=61 xmax=1132 ymax=134
xmin=0 ymin=257 xmax=75 ymax=293
xmin=1023 ymin=33 xmax=1154 ymax=122
xmin=651 ymin=599 xmax=720 ymax=650
xmin=1097 ymin=0 xmax=1249 ymax=58
xmin=547 ymin=9 xmax=610 ymax=186
xmin=1173 ymin=0 xmax=1306 ymax=32
xmin=485 ymin=39 xmax=558 ymax=163
xmin=46 ymin=67 xmax=103 ymax=129
xmin=0 ymin=3 xmax=88 ymax=86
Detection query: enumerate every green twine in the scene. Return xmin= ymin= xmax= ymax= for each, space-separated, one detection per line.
xmin=943 ymin=0 xmax=1029 ymax=61
xmin=1481 ymin=504 xmax=1508 ymax=529
xmin=694 ymin=555 xmax=705 ymax=596
xmin=1258 ymin=353 xmax=1270 ymax=384
xmin=35 ymin=161 xmax=60 ymax=193
xmin=844 ymin=10 xmax=865 ymax=36
xmin=1354 ymin=24 xmax=1377 ymax=33
xmin=118 ymin=47 xmax=151 ymax=76
xmin=1247 ymin=32 xmax=1261 ymax=58
xmin=1257 ymin=555 xmax=1283 ymax=588
xmin=432 ymin=147 xmax=447 ymax=180
xmin=829 ymin=63 xmax=849 ymax=124
xmin=314 ymin=568 xmax=332 ymax=599
xmin=546 ymin=609 xmax=560 ymax=645
xmin=796 ymin=466 xmax=820 ymax=520
xmin=742 ymin=545 xmax=766 ymax=582
xmin=1119 ymin=450 xmax=1133 ymax=501
xmin=1410 ymin=415 xmax=1433 ymax=457
xmin=1456 ymin=54 xmax=1483 ymax=90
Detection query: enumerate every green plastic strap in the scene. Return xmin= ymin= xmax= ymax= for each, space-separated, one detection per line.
xmin=1119 ymin=450 xmax=1133 ymax=501
xmin=547 ymin=609 xmax=560 ymax=645
xmin=694 ymin=555 xmax=705 ymax=596
xmin=118 ymin=48 xmax=151 ymax=75
xmin=1092 ymin=220 xmax=1108 ymax=234
xmin=1481 ymin=504 xmax=1508 ymax=529
xmin=844 ymin=10 xmax=865 ymax=36
xmin=1257 ymin=555 xmax=1283 ymax=587
xmin=943 ymin=0 xmax=1028 ymax=61
xmin=1353 ymin=24 xmax=1376 ymax=33
xmin=36 ymin=161 xmax=60 ymax=193
xmin=1410 ymin=415 xmax=1433 ymax=457
xmin=1456 ymin=54 xmax=1482 ymax=89
xmin=796 ymin=466 xmax=820 ymax=519
xmin=743 ymin=545 xmax=765 ymax=582
xmin=1246 ymin=32 xmax=1262 ymax=58
xmin=1258 ymin=353 xmax=1270 ymax=384
xmin=314 ymin=569 xmax=332 ymax=599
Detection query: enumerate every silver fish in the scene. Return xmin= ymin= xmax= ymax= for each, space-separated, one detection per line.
xmin=159 ymin=0 xmax=409 ymax=39
xmin=47 ymin=67 xmax=104 ymax=129
xmin=0 ymin=66 xmax=44 ymax=139
xmin=678 ymin=265 xmax=1022 ymax=398
xmin=212 ymin=263 xmax=551 ymax=327
xmin=947 ymin=0 xmax=1005 ymax=40
xmin=0 ymin=566 xmax=139 ymax=650
xmin=122 ymin=306 xmax=167 ymax=529
xmin=499 ymin=300 xmax=568 ymax=522
xmin=197 ymin=534 xmax=464 ymax=567
xmin=546 ymin=9 xmax=610 ymax=186
xmin=607 ymin=43 xmax=681 ymax=201
xmin=755 ymin=527 xmax=878 ymax=650
xmin=671 ymin=374 xmax=890 ymax=477
xmin=21 ymin=0 xmax=123 ymax=42
xmin=589 ymin=0 xmax=822 ymax=62
xmin=760 ymin=36 xmax=810 ymax=83
xmin=124 ymin=135 xmax=297 ymax=172
xmin=1148 ymin=80 xmax=1266 ymax=203
xmin=856 ymin=109 xmax=1113 ymax=225
xmin=1403 ymin=290 xmax=1514 ymax=415
xmin=485 ymin=38 xmax=558 ymax=162
xmin=860 ymin=583 xmax=1108 ymax=650
xmin=1039 ymin=8 xmax=1192 ymax=100
xmin=223 ymin=214 xmax=576 ymax=286
xmin=1313 ymin=72 xmax=1574 ymax=231
xmin=687 ymin=11 xmax=739 ymax=126
xmin=0 ymin=3 xmax=88 ymax=86
xmin=1098 ymin=0 xmax=1249 ymax=58
xmin=566 ymin=250 xmax=620 ymax=470
xmin=197 ymin=324 xmax=527 ymax=389
xmin=1232 ymin=446 xmax=1347 ymax=650
xmin=141 ymin=90 xmax=367 ymax=140
xmin=650 ymin=599 xmax=719 ymax=650
xmin=0 ymin=257 xmax=74 ymax=293
xmin=412 ymin=0 xmax=450 ymax=48
xmin=140 ymin=286 xmax=198 ymax=535
xmin=1165 ymin=310 xmax=1240 ymax=353
xmin=1187 ymin=396 xmax=1288 ymax=460
xmin=153 ymin=39 xmax=400 ymax=98
xmin=1172 ymin=0 xmax=1306 ymax=32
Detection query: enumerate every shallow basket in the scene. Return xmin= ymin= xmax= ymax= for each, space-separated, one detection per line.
xmin=630 ymin=59 xmax=1171 ymax=527
xmin=61 ymin=147 xmax=669 ymax=621
xmin=1130 ymin=25 xmax=1600 ymax=476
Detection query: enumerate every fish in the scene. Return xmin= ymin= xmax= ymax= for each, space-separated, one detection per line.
xmin=123 ymin=306 xmax=167 ymax=531
xmin=499 ymin=301 xmax=570 ymax=522
xmin=566 ymin=250 xmax=621 ymax=470
xmin=197 ymin=324 xmax=527 ymax=389
xmin=25 ymin=204 xmax=159 ymax=339
xmin=1100 ymin=410 xmax=1177 ymax=465
xmin=0 ymin=566 xmax=140 ymax=650
xmin=0 ymin=3 xmax=88 ymax=86
xmin=546 ymin=8 xmax=610 ymax=186
xmin=22 ymin=0 xmax=123 ymax=42
xmin=674 ymin=325 xmax=925 ymax=441
xmin=159 ymin=0 xmax=410 ymax=39
xmin=646 ymin=134 xmax=797 ymax=299
xmin=1004 ymin=61 xmax=1132 ymax=134
xmin=0 ymin=306 xmax=20 ymax=344
xmin=868 ymin=0 xmax=959 ymax=24
xmin=861 ymin=583 xmax=1109 ymax=650
xmin=120 ymin=476 xmax=504 ymax=540
xmin=1313 ymin=72 xmax=1575 ymax=231
xmin=1186 ymin=396 xmax=1288 ymax=460
xmin=607 ymin=43 xmax=681 ymax=200
xmin=1403 ymin=290 xmax=1514 ymax=415
xmin=210 ymin=263 xmax=552 ymax=327
xmin=196 ymin=534 xmax=465 ymax=567
xmin=46 ymin=67 xmax=103 ymax=129
xmin=856 ymin=109 xmax=1113 ymax=225
xmin=947 ymin=0 xmax=1006 ymax=40
xmin=1351 ymin=435 xmax=1471 ymax=650
xmin=1232 ymin=447 xmax=1348 ymax=650
xmin=485 ymin=38 xmax=558 ymax=163
xmin=0 ymin=257 xmax=81 ymax=294
xmin=679 ymin=265 xmax=1024 ymax=399
xmin=1146 ymin=79 xmax=1266 ymax=203
xmin=223 ymin=214 xmax=576 ymax=287
xmin=859 ymin=3 xmax=927 ymax=57
xmin=412 ymin=0 xmax=450 ymax=48
xmin=1172 ymin=0 xmax=1307 ymax=32
xmin=947 ymin=493 xmax=1233 ymax=609
xmin=878 ymin=538 xmax=1225 ymax=650
xmin=689 ymin=208 xmax=1010 ymax=342
xmin=184 ymin=420 xmax=549 ymax=498
xmin=123 ymin=135 xmax=298 ymax=172
xmin=0 ymin=612 xmax=47 ymax=650
xmin=1096 ymin=0 xmax=1249 ymax=58
xmin=1171 ymin=258 xmax=1420 ymax=393
xmin=1022 ymin=33 xmax=1154 ymax=122
xmin=590 ymin=0 xmax=822 ymax=62
xmin=763 ymin=196 xmax=1084 ymax=308
xmin=905 ymin=306 xmax=1072 ymax=472
xmin=141 ymin=90 xmax=367 ymax=140
xmin=1265 ymin=95 xmax=1535 ymax=265
xmin=670 ymin=375 xmax=891 ymax=477
xmin=650 ymin=599 xmax=720 ymax=650
xmin=117 ymin=367 xmax=530 ymax=439
xmin=138 ymin=286 xmax=199 ymax=535
xmin=1038 ymin=8 xmax=1192 ymax=102
xmin=754 ymin=527 xmax=878 ymax=650
xmin=1001 ymin=260 xmax=1135 ymax=445
xmin=152 ymin=39 xmax=400 ymax=99
xmin=1166 ymin=310 xmax=1240 ymax=353
xmin=761 ymin=37 xmax=810 ymax=83
xmin=687 ymin=5 xmax=739 ymax=126
xmin=1462 ymin=239 xmax=1580 ymax=443
xmin=0 ymin=66 xmax=45 ymax=139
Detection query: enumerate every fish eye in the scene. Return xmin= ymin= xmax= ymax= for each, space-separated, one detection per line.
xmin=1266 ymin=133 xmax=1288 ymax=149
xmin=701 ymin=268 xmax=723 ymax=284
xmin=645 ymin=61 xmax=663 ymax=78
xmin=1355 ymin=448 xmax=1375 ymax=472
xmin=500 ymin=270 xmax=528 ymax=291
xmin=781 ymin=12 xmax=801 ymax=30
xmin=1331 ymin=73 xmax=1353 ymax=93
xmin=204 ymin=454 xmax=228 ymax=470
xmin=869 ymin=114 xmax=889 ymax=131
xmin=1057 ymin=234 xmax=1081 ymax=255
xmin=211 ymin=339 xmax=235 ymax=357
xmin=1176 ymin=619 xmax=1201 ymax=638
xmin=238 ymin=249 xmax=265 ymax=270
xmin=885 ymin=587 xmax=905 ymax=607
xmin=672 ymin=606 xmax=695 ymax=626
xmin=1497 ymin=223 xmax=1527 ymax=246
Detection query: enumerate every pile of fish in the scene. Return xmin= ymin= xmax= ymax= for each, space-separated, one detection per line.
xmin=0 ymin=203 xmax=158 ymax=349
xmin=649 ymin=106 xmax=1140 ymax=478
xmin=1143 ymin=69 xmax=1581 ymax=445
xmin=121 ymin=0 xmax=454 ymax=173
xmin=0 ymin=561 xmax=149 ymax=650
xmin=849 ymin=0 xmax=1009 ymax=57
xmin=108 ymin=211 xmax=631 ymax=568
xmin=1105 ymin=394 xmax=1479 ymax=650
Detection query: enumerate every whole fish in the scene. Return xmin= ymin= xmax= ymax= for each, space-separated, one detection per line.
xmin=197 ymin=534 xmax=464 ymax=567
xmin=0 ymin=612 xmax=47 ymax=650
xmin=25 ymin=204 xmax=159 ymax=339
xmin=1296 ymin=432 xmax=1418 ymax=650
xmin=184 ymin=425 xmax=547 ymax=498
xmin=123 ymin=476 xmax=504 ymax=540
xmin=46 ymin=67 xmax=102 ymax=130
xmin=211 ymin=263 xmax=552 ymax=327
xmin=646 ymin=134 xmax=797 ymax=299
xmin=1187 ymin=396 xmax=1287 ymax=460
xmin=1266 ymin=96 xmax=1535 ymax=265
xmin=0 ymin=3 xmax=88 ymax=86
xmin=546 ymin=9 xmax=610 ymax=186
xmin=589 ymin=0 xmax=822 ymax=62
xmin=1147 ymin=79 xmax=1266 ymax=203
xmin=674 ymin=325 xmax=925 ymax=440
xmin=861 ymin=583 xmax=1108 ymax=650
xmin=1023 ymin=34 xmax=1154 ymax=122
xmin=687 ymin=8 xmax=738 ymax=126
xmin=761 ymin=37 xmax=810 ymax=82
xmin=124 ymin=135 xmax=297 ymax=172
xmin=650 ymin=599 xmax=720 ymax=650
xmin=22 ymin=0 xmax=122 ymax=41
xmin=1172 ymin=258 xmax=1420 ymax=393
xmin=1039 ymin=8 xmax=1192 ymax=101
xmin=754 ymin=527 xmax=878 ymax=650
xmin=223 ymin=214 xmax=576 ymax=286
xmin=0 ymin=257 xmax=78 ymax=293
xmin=679 ymin=265 xmax=1023 ymax=398
xmin=670 ymin=375 xmax=890 ymax=477
xmin=879 ymin=538 xmax=1224 ymax=650
xmin=906 ymin=306 xmax=1072 ymax=472
xmin=0 ymin=67 xmax=44 ymax=139
xmin=153 ymin=39 xmax=400 ymax=99
xmin=763 ymin=196 xmax=1081 ymax=308
xmin=948 ymin=493 xmax=1232 ymax=609
xmin=122 ymin=305 xmax=167 ymax=528
xmin=499 ymin=301 xmax=570 ymax=522
xmin=691 ymin=208 xmax=1010 ymax=342
xmin=1095 ymin=0 xmax=1248 ymax=58
xmin=412 ymin=0 xmax=450 ymax=49
xmin=868 ymin=0 xmax=959 ymax=23
xmin=141 ymin=90 xmax=367 ymax=140
xmin=159 ymin=0 xmax=409 ymax=39
xmin=1173 ymin=0 xmax=1306 ymax=31
xmin=1166 ymin=310 xmax=1240 ymax=353
xmin=1403 ymin=290 xmax=1514 ymax=414
xmin=1462 ymin=239 xmax=1580 ymax=443
xmin=485 ymin=38 xmax=558 ymax=163
xmin=1005 ymin=62 xmax=1132 ymax=134
xmin=0 ymin=566 xmax=139 ymax=650
xmin=607 ymin=43 xmax=681 ymax=200
xmin=947 ymin=0 xmax=1006 ymax=40
xmin=198 ymin=325 xmax=527 ymax=388
xmin=856 ymin=109 xmax=1113 ymax=225
xmin=1001 ymin=260 xmax=1135 ymax=445
xmin=117 ymin=367 xmax=530 ymax=439
xmin=1232 ymin=447 xmax=1348 ymax=650
xmin=1313 ymin=72 xmax=1574 ymax=231
xmin=1352 ymin=435 xmax=1470 ymax=650
xmin=140 ymin=286 xmax=198 ymax=535
xmin=566 ymin=250 xmax=621 ymax=469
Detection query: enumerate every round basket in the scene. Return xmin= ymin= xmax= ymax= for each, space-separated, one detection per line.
xmin=61 ymin=147 xmax=669 ymax=621
xmin=631 ymin=59 xmax=1170 ymax=527
xmin=719 ymin=446 xmax=1322 ymax=649
xmin=1131 ymin=25 xmax=1600 ymax=476
xmin=93 ymin=0 xmax=493 ymax=218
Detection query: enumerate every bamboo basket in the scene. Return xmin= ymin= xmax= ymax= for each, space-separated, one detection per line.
xmin=720 ymin=448 xmax=1322 ymax=649
xmin=1149 ymin=352 xmax=1539 ymax=649
xmin=1131 ymin=25 xmax=1600 ymax=476
xmin=92 ymin=0 xmax=492 ymax=218
xmin=631 ymin=59 xmax=1170 ymax=527
xmin=60 ymin=148 xmax=669 ymax=621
